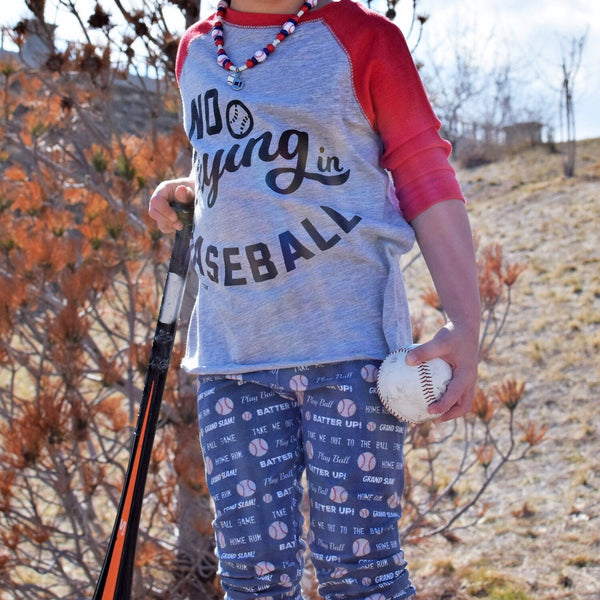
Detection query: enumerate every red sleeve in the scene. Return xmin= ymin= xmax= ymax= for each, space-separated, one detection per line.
xmin=176 ymin=19 xmax=213 ymax=84
xmin=325 ymin=5 xmax=464 ymax=221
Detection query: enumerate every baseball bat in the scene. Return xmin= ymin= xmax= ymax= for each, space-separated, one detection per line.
xmin=93 ymin=202 xmax=194 ymax=600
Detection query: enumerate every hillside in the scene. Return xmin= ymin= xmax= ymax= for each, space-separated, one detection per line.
xmin=404 ymin=139 xmax=600 ymax=599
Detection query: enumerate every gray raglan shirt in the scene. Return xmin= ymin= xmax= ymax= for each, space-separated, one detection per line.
xmin=175 ymin=0 xmax=464 ymax=374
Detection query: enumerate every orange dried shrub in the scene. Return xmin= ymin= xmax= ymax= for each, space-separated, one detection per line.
xmin=2 ymin=390 xmax=72 ymax=467
xmin=1 ymin=525 xmax=21 ymax=551
xmin=521 ymin=421 xmax=548 ymax=447
xmin=471 ymin=386 xmax=495 ymax=424
xmin=135 ymin=540 xmax=161 ymax=568
xmin=80 ymin=462 xmax=105 ymax=495
xmin=473 ymin=444 xmax=495 ymax=468
xmin=503 ymin=261 xmax=526 ymax=288
xmin=494 ymin=378 xmax=526 ymax=411
xmin=95 ymin=394 xmax=129 ymax=432
xmin=0 ymin=470 xmax=15 ymax=513
xmin=0 ymin=274 xmax=27 ymax=335
xmin=0 ymin=43 xmax=212 ymax=598
xmin=420 ymin=286 xmax=442 ymax=312
xmin=23 ymin=523 xmax=51 ymax=545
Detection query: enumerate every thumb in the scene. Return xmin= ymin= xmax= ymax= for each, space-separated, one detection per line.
xmin=174 ymin=184 xmax=194 ymax=204
xmin=405 ymin=342 xmax=436 ymax=367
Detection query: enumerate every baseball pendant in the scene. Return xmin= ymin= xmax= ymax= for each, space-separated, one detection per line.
xmin=227 ymin=71 xmax=244 ymax=90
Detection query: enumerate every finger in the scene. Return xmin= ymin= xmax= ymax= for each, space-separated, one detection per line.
xmin=149 ymin=190 xmax=176 ymax=223
xmin=435 ymin=400 xmax=466 ymax=422
xmin=166 ymin=186 xmax=194 ymax=230
xmin=427 ymin=372 xmax=463 ymax=416
xmin=433 ymin=376 xmax=475 ymax=422
xmin=149 ymin=186 xmax=181 ymax=232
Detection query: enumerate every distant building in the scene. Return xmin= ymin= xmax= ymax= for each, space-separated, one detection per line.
xmin=502 ymin=122 xmax=544 ymax=149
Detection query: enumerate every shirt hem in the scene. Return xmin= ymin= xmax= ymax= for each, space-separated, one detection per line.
xmin=181 ymin=351 xmax=389 ymax=376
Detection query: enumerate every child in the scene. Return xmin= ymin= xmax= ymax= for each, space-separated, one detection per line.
xmin=149 ymin=1 xmax=480 ymax=598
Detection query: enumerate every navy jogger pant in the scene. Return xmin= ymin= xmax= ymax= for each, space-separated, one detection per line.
xmin=197 ymin=360 xmax=416 ymax=600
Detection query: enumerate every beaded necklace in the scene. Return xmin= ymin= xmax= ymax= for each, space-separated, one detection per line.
xmin=212 ymin=0 xmax=319 ymax=90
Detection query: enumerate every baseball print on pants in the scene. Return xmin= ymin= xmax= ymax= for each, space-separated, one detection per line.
xmin=197 ymin=360 xmax=416 ymax=600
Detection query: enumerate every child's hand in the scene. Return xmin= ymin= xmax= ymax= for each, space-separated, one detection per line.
xmin=149 ymin=178 xmax=195 ymax=233
xmin=405 ymin=321 xmax=479 ymax=422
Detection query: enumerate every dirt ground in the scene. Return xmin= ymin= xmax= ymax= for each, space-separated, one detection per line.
xmin=403 ymin=139 xmax=600 ymax=600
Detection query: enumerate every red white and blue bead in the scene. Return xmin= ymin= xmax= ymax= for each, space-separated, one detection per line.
xmin=212 ymin=0 xmax=319 ymax=90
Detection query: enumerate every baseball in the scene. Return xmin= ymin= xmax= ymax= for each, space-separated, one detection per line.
xmin=387 ymin=491 xmax=401 ymax=509
xmin=329 ymin=485 xmax=348 ymax=504
xmin=361 ymin=363 xmax=378 ymax=382
xmin=248 ymin=437 xmax=269 ymax=457
xmin=377 ymin=344 xmax=453 ymax=423
xmin=215 ymin=396 xmax=234 ymax=416
xmin=268 ymin=520 xmax=288 ymax=540
xmin=255 ymin=561 xmax=275 ymax=576
xmin=337 ymin=398 xmax=356 ymax=418
xmin=289 ymin=374 xmax=308 ymax=392
xmin=226 ymin=100 xmax=253 ymax=139
xmin=352 ymin=538 xmax=370 ymax=557
xmin=236 ymin=479 xmax=256 ymax=498
xmin=357 ymin=451 xmax=376 ymax=472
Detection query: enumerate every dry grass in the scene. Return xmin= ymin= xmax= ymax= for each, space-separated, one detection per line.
xmin=404 ymin=139 xmax=600 ymax=599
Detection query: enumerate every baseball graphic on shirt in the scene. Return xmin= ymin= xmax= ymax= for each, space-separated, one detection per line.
xmin=280 ymin=573 xmax=292 ymax=587
xmin=255 ymin=561 xmax=275 ymax=576
xmin=289 ymin=374 xmax=308 ymax=392
xmin=249 ymin=437 xmax=269 ymax=457
xmin=357 ymin=451 xmax=376 ymax=472
xmin=226 ymin=100 xmax=254 ymax=139
xmin=217 ymin=531 xmax=226 ymax=548
xmin=304 ymin=410 xmax=311 ymax=422
xmin=337 ymin=398 xmax=356 ymax=418
xmin=367 ymin=421 xmax=377 ymax=432
xmin=352 ymin=538 xmax=371 ymax=557
xmin=263 ymin=493 xmax=273 ymax=503
xmin=215 ymin=396 xmax=233 ymax=416
xmin=236 ymin=479 xmax=256 ymax=498
xmin=359 ymin=508 xmax=370 ymax=518
xmin=362 ymin=577 xmax=372 ymax=587
xmin=268 ymin=520 xmax=288 ymax=540
xmin=204 ymin=455 xmax=213 ymax=475
xmin=366 ymin=594 xmax=386 ymax=600
xmin=329 ymin=485 xmax=348 ymax=504
xmin=361 ymin=364 xmax=378 ymax=382
xmin=242 ymin=410 xmax=252 ymax=421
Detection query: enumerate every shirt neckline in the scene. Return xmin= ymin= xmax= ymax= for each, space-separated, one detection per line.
xmin=223 ymin=0 xmax=343 ymax=27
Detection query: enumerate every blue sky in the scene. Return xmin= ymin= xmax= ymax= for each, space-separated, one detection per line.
xmin=2 ymin=0 xmax=598 ymax=140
